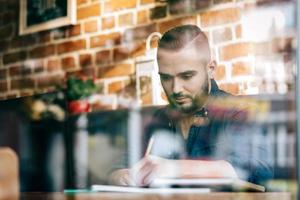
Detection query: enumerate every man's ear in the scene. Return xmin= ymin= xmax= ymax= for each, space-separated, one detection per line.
xmin=207 ymin=60 xmax=217 ymax=79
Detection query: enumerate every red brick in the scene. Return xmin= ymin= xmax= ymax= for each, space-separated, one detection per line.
xmin=131 ymin=42 xmax=146 ymax=57
xmin=141 ymin=0 xmax=155 ymax=4
xmin=124 ymin=24 xmax=157 ymax=42
xmin=90 ymin=32 xmax=121 ymax=48
xmin=169 ymin=0 xmax=211 ymax=15
xmin=9 ymin=65 xmax=31 ymax=77
xmin=102 ymin=16 xmax=115 ymax=30
xmin=36 ymin=74 xmax=64 ymax=88
xmin=61 ymin=57 xmax=76 ymax=70
xmin=96 ymin=50 xmax=111 ymax=65
xmin=215 ymin=65 xmax=226 ymax=81
xmin=219 ymin=83 xmax=240 ymax=95
xmin=98 ymin=64 xmax=135 ymax=78
xmin=195 ymin=1 xmax=212 ymax=11
xmin=47 ymin=59 xmax=61 ymax=72
xmin=33 ymin=66 xmax=44 ymax=74
xmin=104 ymin=0 xmax=137 ymax=13
xmin=113 ymin=47 xmax=130 ymax=62
xmin=212 ymin=27 xmax=232 ymax=44
xmin=235 ymin=24 xmax=242 ymax=38
xmin=150 ymin=6 xmax=167 ymax=20
xmin=213 ymin=0 xmax=233 ymax=4
xmin=11 ymin=35 xmax=37 ymax=49
xmin=0 ymin=81 xmax=8 ymax=92
xmin=37 ymin=31 xmax=51 ymax=43
xmin=11 ymin=78 xmax=35 ymax=90
xmin=57 ymin=39 xmax=86 ymax=54
xmin=119 ymin=13 xmax=134 ymax=27
xmin=77 ymin=3 xmax=101 ymax=20
xmin=84 ymin=19 xmax=98 ymax=33
xmin=52 ymin=27 xmax=67 ymax=40
xmin=232 ymin=62 xmax=252 ymax=76
xmin=3 ymin=51 xmax=27 ymax=65
xmin=219 ymin=42 xmax=254 ymax=61
xmin=0 ymin=69 xmax=7 ymax=80
xmin=29 ymin=45 xmax=55 ymax=58
xmin=137 ymin=10 xmax=148 ymax=24
xmin=158 ymin=16 xmax=196 ymax=33
xmin=113 ymin=42 xmax=145 ymax=61
xmin=67 ymin=24 xmax=81 ymax=37
xmin=253 ymin=42 xmax=272 ymax=56
xmin=200 ymin=8 xmax=241 ymax=27
xmin=0 ymin=25 xmax=13 ymax=40
xmin=79 ymin=54 xmax=92 ymax=67
xmin=66 ymin=68 xmax=97 ymax=79
xmin=32 ymin=61 xmax=44 ymax=73
xmin=108 ymin=81 xmax=123 ymax=93
xmin=77 ymin=0 xmax=87 ymax=5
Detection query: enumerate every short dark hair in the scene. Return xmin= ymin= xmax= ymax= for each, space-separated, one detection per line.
xmin=157 ymin=25 xmax=211 ymax=63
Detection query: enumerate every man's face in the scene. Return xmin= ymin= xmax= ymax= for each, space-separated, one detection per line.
xmin=158 ymin=46 xmax=210 ymax=114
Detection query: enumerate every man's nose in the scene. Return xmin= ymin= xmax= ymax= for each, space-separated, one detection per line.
xmin=172 ymin=78 xmax=183 ymax=94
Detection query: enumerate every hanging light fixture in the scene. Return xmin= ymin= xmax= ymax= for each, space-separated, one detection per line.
xmin=135 ymin=32 xmax=167 ymax=106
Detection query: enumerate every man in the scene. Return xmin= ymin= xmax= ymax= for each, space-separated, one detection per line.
xmin=109 ymin=25 xmax=273 ymax=186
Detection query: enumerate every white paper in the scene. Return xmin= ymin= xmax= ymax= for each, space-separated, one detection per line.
xmin=91 ymin=185 xmax=210 ymax=194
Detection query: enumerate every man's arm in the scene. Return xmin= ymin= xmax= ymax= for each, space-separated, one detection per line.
xmin=110 ymin=155 xmax=238 ymax=186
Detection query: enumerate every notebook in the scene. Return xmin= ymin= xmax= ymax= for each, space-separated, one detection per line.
xmin=150 ymin=178 xmax=265 ymax=192
xmin=91 ymin=178 xmax=265 ymax=193
xmin=91 ymin=184 xmax=210 ymax=193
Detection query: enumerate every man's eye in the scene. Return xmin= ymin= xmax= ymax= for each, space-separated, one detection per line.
xmin=160 ymin=75 xmax=171 ymax=81
xmin=181 ymin=74 xmax=193 ymax=80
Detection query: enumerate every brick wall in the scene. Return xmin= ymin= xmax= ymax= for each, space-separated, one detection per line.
xmin=0 ymin=0 xmax=295 ymax=101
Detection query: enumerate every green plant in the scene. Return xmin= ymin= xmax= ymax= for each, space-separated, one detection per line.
xmin=66 ymin=76 xmax=97 ymax=101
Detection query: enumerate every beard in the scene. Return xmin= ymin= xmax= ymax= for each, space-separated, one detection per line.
xmin=167 ymin=79 xmax=210 ymax=114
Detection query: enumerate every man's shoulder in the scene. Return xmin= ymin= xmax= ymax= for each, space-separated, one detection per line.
xmin=152 ymin=105 xmax=175 ymax=123
xmin=207 ymin=95 xmax=252 ymax=123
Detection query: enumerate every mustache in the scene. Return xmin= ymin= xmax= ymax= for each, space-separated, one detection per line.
xmin=170 ymin=93 xmax=192 ymax=99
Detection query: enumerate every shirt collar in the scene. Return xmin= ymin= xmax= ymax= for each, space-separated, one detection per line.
xmin=209 ymin=79 xmax=220 ymax=97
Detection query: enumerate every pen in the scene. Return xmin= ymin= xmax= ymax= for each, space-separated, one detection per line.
xmin=144 ymin=136 xmax=154 ymax=156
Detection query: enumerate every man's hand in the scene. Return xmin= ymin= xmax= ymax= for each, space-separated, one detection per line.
xmin=108 ymin=156 xmax=177 ymax=186
xmin=108 ymin=168 xmax=135 ymax=186
xmin=131 ymin=155 xmax=177 ymax=186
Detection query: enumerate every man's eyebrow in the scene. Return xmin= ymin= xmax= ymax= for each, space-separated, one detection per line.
xmin=158 ymin=72 xmax=172 ymax=76
xmin=159 ymin=71 xmax=197 ymax=77
xmin=178 ymin=70 xmax=198 ymax=76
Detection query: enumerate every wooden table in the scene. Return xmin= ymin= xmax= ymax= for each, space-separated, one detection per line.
xmin=20 ymin=192 xmax=292 ymax=200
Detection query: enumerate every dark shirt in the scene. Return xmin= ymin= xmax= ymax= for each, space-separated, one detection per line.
xmin=146 ymin=79 xmax=273 ymax=184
